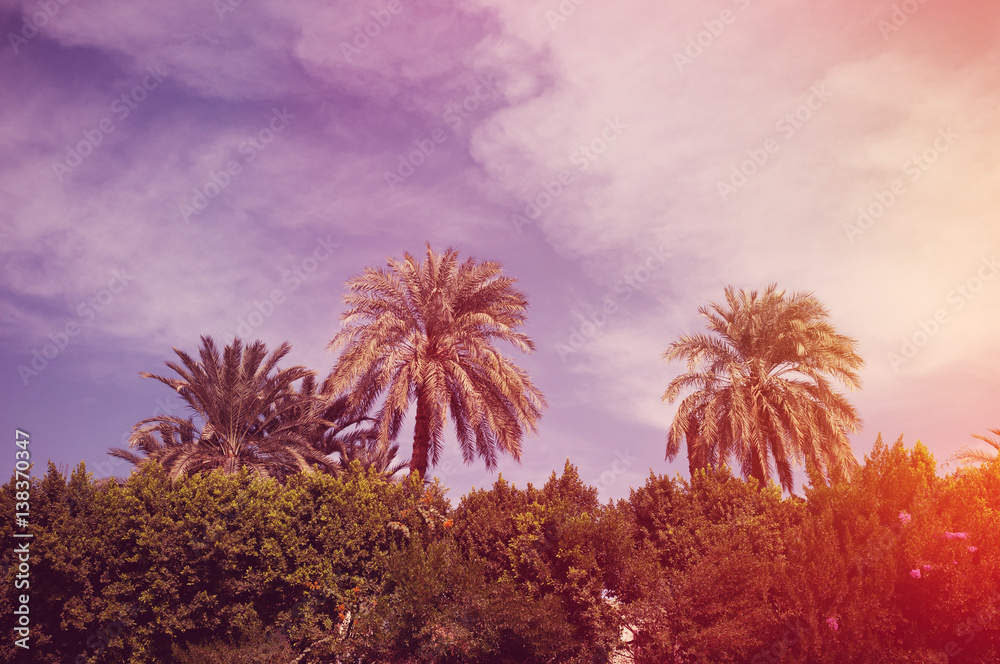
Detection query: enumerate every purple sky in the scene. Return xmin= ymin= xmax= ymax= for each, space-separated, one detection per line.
xmin=3 ymin=0 xmax=999 ymax=502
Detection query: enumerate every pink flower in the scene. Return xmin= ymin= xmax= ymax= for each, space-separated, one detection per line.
xmin=899 ymin=511 xmax=912 ymax=525
xmin=968 ymin=546 xmax=978 ymax=554
xmin=826 ymin=617 xmax=839 ymax=631
xmin=910 ymin=569 xmax=922 ymax=579
xmin=922 ymin=564 xmax=933 ymax=571
xmin=942 ymin=532 xmax=969 ymax=540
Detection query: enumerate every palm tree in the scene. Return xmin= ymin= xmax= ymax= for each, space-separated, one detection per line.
xmin=329 ymin=436 xmax=410 ymax=481
xmin=277 ymin=374 xmax=390 ymax=461
xmin=323 ymin=244 xmax=546 ymax=479
xmin=953 ymin=428 xmax=1000 ymax=466
xmin=110 ymin=336 xmax=336 ymax=481
xmin=289 ymin=376 xmax=411 ymax=480
xmin=662 ymin=284 xmax=863 ymax=491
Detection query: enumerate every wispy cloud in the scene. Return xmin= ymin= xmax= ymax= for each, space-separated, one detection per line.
xmin=2 ymin=0 xmax=999 ymax=498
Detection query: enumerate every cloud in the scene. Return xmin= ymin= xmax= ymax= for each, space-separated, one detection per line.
xmin=2 ymin=0 xmax=999 ymax=490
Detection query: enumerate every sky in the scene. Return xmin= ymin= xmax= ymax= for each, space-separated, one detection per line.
xmin=2 ymin=0 xmax=999 ymax=504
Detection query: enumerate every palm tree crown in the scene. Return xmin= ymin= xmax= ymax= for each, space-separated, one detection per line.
xmin=110 ymin=336 xmax=335 ymax=481
xmin=662 ymin=284 xmax=864 ymax=491
xmin=324 ymin=244 xmax=546 ymax=479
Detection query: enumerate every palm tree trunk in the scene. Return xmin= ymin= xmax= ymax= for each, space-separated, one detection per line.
xmin=410 ymin=389 xmax=432 ymax=479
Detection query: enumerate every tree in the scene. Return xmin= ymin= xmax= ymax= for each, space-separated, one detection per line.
xmin=324 ymin=244 xmax=546 ymax=479
xmin=662 ymin=284 xmax=863 ymax=491
xmin=451 ymin=463 xmax=622 ymax=663
xmin=0 ymin=462 xmax=422 ymax=663
xmin=339 ymin=531 xmax=580 ymax=664
xmin=953 ymin=428 xmax=1000 ymax=466
xmin=607 ymin=466 xmax=800 ymax=664
xmin=110 ymin=336 xmax=334 ymax=481
xmin=281 ymin=375 xmax=409 ymax=480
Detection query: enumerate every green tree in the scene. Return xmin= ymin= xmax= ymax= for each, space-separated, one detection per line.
xmin=662 ymin=284 xmax=864 ymax=491
xmin=324 ymin=244 xmax=546 ymax=479
xmin=342 ymin=536 xmax=576 ymax=664
xmin=452 ymin=463 xmax=622 ymax=662
xmin=110 ymin=336 xmax=334 ymax=481
xmin=0 ymin=461 xmax=420 ymax=663
xmin=607 ymin=466 xmax=801 ymax=664
xmin=774 ymin=435 xmax=1000 ymax=664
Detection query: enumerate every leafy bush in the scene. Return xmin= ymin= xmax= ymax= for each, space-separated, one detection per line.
xmin=607 ymin=465 xmax=800 ymax=664
xmin=170 ymin=630 xmax=294 ymax=664
xmin=1 ymin=462 xmax=420 ymax=663
xmin=3 ymin=438 xmax=998 ymax=664
xmin=339 ymin=535 xmax=576 ymax=664
xmin=775 ymin=435 xmax=999 ymax=664
xmin=452 ymin=462 xmax=622 ymax=662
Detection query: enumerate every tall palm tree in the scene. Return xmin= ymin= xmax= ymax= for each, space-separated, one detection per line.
xmin=662 ymin=284 xmax=864 ymax=491
xmin=323 ymin=244 xmax=546 ymax=479
xmin=110 ymin=336 xmax=335 ymax=481
xmin=953 ymin=428 xmax=1000 ymax=466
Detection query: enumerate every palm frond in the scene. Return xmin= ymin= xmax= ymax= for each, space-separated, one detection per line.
xmin=953 ymin=428 xmax=1000 ymax=466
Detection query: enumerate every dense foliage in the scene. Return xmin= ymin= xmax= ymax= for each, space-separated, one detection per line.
xmin=4 ymin=438 xmax=998 ymax=663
